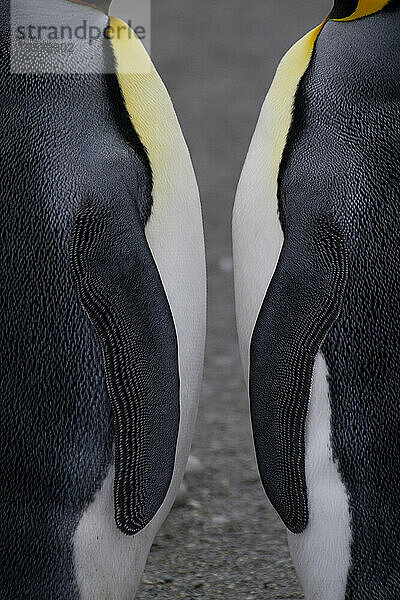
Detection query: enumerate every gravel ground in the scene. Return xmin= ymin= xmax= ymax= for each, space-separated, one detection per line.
xmin=136 ymin=1 xmax=331 ymax=598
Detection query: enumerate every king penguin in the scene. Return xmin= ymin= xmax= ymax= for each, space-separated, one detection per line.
xmin=0 ymin=0 xmax=206 ymax=598
xmin=233 ymin=1 xmax=400 ymax=598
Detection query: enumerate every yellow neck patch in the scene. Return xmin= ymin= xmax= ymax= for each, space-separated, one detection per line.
xmin=332 ymin=0 xmax=391 ymax=21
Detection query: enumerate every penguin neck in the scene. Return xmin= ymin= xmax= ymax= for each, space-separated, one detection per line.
xmin=330 ymin=0 xmax=359 ymax=18
xmin=330 ymin=0 xmax=392 ymax=19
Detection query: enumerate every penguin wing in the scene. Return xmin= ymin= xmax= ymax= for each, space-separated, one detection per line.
xmin=73 ymin=19 xmax=206 ymax=536
xmin=71 ymin=196 xmax=180 ymax=537
xmin=232 ymin=22 xmax=346 ymax=534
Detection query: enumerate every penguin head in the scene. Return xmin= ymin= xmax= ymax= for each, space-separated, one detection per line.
xmin=68 ymin=0 xmax=111 ymax=14
xmin=330 ymin=0 xmax=393 ymax=19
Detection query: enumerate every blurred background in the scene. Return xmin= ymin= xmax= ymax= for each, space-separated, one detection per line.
xmin=136 ymin=1 xmax=331 ymax=598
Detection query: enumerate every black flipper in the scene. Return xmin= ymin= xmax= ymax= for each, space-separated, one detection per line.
xmin=249 ymin=216 xmax=348 ymax=534
xmin=71 ymin=197 xmax=180 ymax=536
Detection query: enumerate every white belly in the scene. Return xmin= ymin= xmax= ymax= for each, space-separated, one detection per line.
xmin=287 ymin=352 xmax=351 ymax=600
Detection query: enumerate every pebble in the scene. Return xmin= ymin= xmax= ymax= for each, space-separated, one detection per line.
xmin=214 ymin=355 xmax=234 ymax=368
xmin=186 ymin=455 xmax=203 ymax=474
xmin=174 ymin=482 xmax=188 ymax=508
xmin=218 ymin=255 xmax=234 ymax=273
xmin=211 ymin=516 xmax=230 ymax=527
